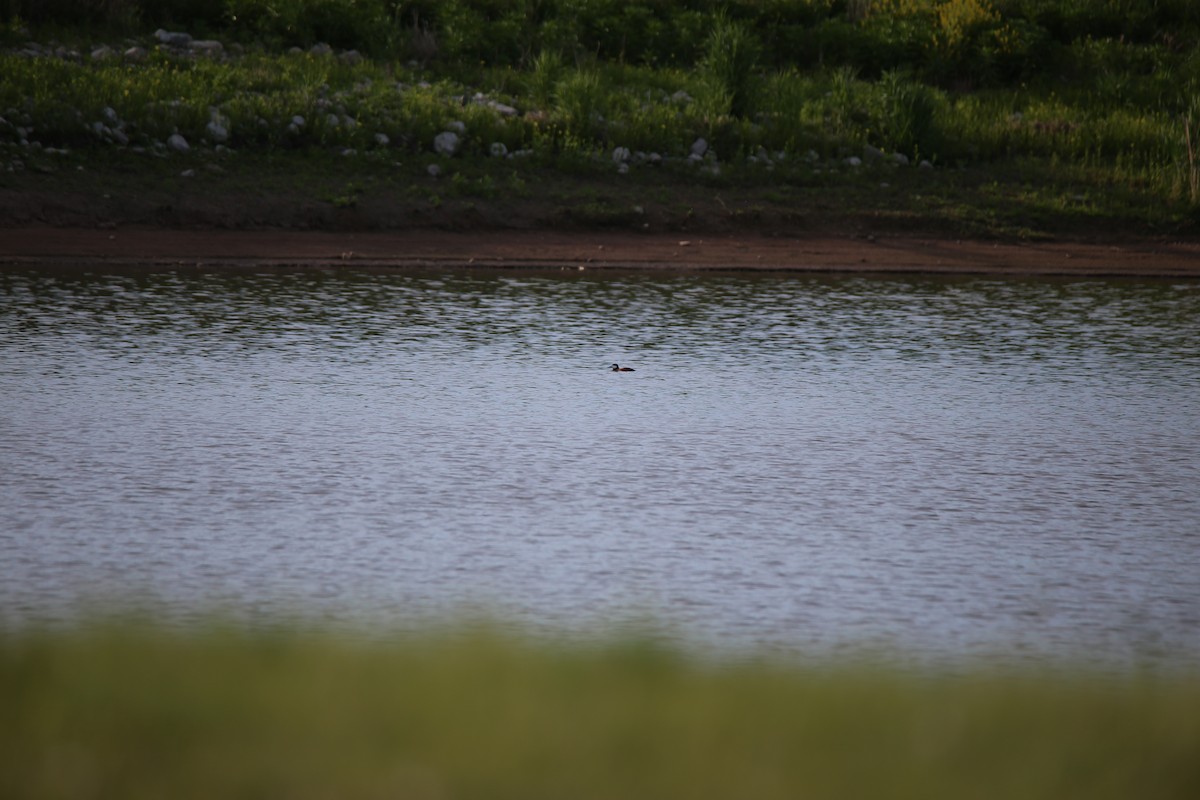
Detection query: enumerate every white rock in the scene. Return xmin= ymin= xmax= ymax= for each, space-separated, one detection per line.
xmin=690 ymin=137 xmax=708 ymax=157
xmin=617 ymin=163 xmax=629 ymax=174
xmin=155 ymin=29 xmax=192 ymax=47
xmin=291 ymin=115 xmax=306 ymax=127
xmin=919 ymin=159 xmax=933 ymax=169
xmin=91 ymin=45 xmax=114 ymax=60
xmin=339 ymin=49 xmax=362 ymax=65
xmin=447 ymin=120 xmax=466 ymax=134
xmin=180 ymin=168 xmax=195 ymax=177
xmin=310 ymin=43 xmax=332 ymax=56
xmin=612 ymin=146 xmax=631 ymax=163
xmin=102 ymin=107 xmax=119 ymax=124
xmin=206 ymin=121 xmax=228 ymax=142
xmin=426 ymin=163 xmax=441 ymax=177
xmin=844 ymin=156 xmax=862 ymax=167
xmin=326 ymin=113 xmax=340 ymax=128
xmin=374 ymin=132 xmax=390 ymax=147
xmin=206 ymin=112 xmax=230 ymax=143
xmin=891 ymin=152 xmax=910 ymax=166
xmin=433 ymin=131 xmax=459 ymax=157
xmin=189 ymin=40 xmax=224 ymax=56
xmin=863 ymin=144 xmax=885 ymax=162
xmin=489 ymin=142 xmax=507 ymax=157
xmin=167 ymin=133 xmax=189 ymax=153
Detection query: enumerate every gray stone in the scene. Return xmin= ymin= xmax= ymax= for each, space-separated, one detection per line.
xmin=844 ymin=156 xmax=862 ymax=167
xmin=690 ymin=137 xmax=708 ymax=158
xmin=426 ymin=163 xmax=441 ymax=177
xmin=310 ymin=43 xmax=332 ymax=56
xmin=167 ymin=133 xmax=189 ymax=153
xmin=447 ymin=120 xmax=466 ymax=134
xmin=919 ymin=159 xmax=933 ymax=170
xmin=338 ymin=50 xmax=362 ymax=65
xmin=206 ymin=120 xmax=228 ymax=143
xmin=489 ymin=142 xmax=507 ymax=158
xmin=891 ymin=152 xmax=910 ymax=166
xmin=154 ymin=29 xmax=192 ymax=47
xmin=291 ymin=115 xmax=306 ymax=128
xmin=612 ymin=146 xmax=631 ymax=163
xmin=433 ymin=131 xmax=459 ymax=157
xmin=123 ymin=46 xmax=147 ymax=62
xmin=374 ymin=132 xmax=391 ymax=147
xmin=180 ymin=168 xmax=195 ymax=177
xmin=102 ymin=107 xmax=119 ymax=124
xmin=91 ymin=45 xmax=115 ymax=60
xmin=189 ymin=40 xmax=224 ymax=57
xmin=863 ymin=144 xmax=885 ymax=163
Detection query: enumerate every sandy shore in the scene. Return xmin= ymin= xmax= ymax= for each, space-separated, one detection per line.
xmin=3 ymin=227 xmax=1200 ymax=277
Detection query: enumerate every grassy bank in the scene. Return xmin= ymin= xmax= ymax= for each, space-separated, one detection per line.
xmin=2 ymin=1 xmax=1199 ymax=237
xmin=2 ymin=621 xmax=1199 ymax=800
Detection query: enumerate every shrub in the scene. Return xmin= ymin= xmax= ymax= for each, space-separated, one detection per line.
xmin=702 ymin=13 xmax=762 ymax=118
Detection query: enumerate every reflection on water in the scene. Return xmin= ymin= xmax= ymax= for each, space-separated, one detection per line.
xmin=2 ymin=268 xmax=1199 ymax=667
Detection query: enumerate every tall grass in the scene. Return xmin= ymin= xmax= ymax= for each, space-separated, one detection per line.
xmin=2 ymin=620 xmax=1199 ymax=800
xmin=2 ymin=2 xmax=1199 ymax=221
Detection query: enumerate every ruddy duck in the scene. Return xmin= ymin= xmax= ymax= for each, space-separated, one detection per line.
xmin=611 ymin=363 xmax=635 ymax=372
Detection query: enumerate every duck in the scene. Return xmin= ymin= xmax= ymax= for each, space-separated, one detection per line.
xmin=611 ymin=363 xmax=635 ymax=372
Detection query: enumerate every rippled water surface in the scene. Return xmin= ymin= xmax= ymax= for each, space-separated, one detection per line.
xmin=2 ymin=267 xmax=1199 ymax=667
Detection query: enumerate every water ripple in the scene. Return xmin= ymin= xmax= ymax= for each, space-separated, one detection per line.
xmin=2 ymin=268 xmax=1198 ymax=668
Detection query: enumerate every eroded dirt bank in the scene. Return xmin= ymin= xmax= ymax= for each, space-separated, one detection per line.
xmin=3 ymin=227 xmax=1200 ymax=277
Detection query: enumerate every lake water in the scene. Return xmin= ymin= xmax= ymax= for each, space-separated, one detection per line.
xmin=2 ymin=266 xmax=1199 ymax=669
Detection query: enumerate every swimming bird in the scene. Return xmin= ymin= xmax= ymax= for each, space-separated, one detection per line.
xmin=611 ymin=363 xmax=635 ymax=372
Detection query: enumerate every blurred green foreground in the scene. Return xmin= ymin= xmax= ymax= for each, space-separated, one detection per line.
xmin=2 ymin=622 xmax=1198 ymax=800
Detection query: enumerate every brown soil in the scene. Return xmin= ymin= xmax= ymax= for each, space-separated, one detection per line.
xmin=3 ymin=226 xmax=1200 ymax=277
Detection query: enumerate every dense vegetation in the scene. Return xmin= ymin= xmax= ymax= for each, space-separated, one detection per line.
xmin=3 ymin=621 xmax=1199 ymax=799
xmin=2 ymin=1 xmax=1199 ymax=233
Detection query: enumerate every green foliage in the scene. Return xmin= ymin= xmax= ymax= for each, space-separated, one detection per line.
xmin=877 ymin=69 xmax=942 ymax=156
xmin=4 ymin=0 xmax=1200 ymax=219
xmin=2 ymin=621 xmax=1199 ymax=800
xmin=223 ymin=0 xmax=405 ymax=56
xmin=702 ymin=13 xmax=762 ymax=119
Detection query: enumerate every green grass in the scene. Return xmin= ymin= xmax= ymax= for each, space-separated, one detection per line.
xmin=2 ymin=620 xmax=1199 ymax=800
xmin=2 ymin=1 xmax=1200 ymax=236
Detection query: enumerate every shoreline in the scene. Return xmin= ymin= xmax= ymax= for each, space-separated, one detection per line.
xmin=3 ymin=227 xmax=1200 ymax=278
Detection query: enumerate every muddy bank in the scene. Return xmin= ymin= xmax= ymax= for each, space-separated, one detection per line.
xmin=3 ymin=227 xmax=1200 ymax=277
